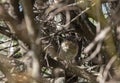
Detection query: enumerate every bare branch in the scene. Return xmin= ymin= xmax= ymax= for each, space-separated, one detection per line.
xmin=21 ymin=0 xmax=37 ymax=42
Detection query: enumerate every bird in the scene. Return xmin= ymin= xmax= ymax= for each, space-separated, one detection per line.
xmin=59 ymin=40 xmax=79 ymax=65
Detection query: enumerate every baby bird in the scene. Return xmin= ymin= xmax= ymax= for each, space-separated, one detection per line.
xmin=59 ymin=40 xmax=79 ymax=65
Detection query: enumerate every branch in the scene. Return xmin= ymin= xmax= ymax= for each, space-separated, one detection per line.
xmin=20 ymin=1 xmax=43 ymax=81
xmin=6 ymin=0 xmax=23 ymax=21
xmin=0 ymin=26 xmax=15 ymax=38
xmin=21 ymin=0 xmax=37 ymax=42
xmin=0 ymin=4 xmax=30 ymax=45
xmin=0 ymin=54 xmax=50 ymax=83
xmin=76 ymin=0 xmax=120 ymax=80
